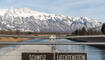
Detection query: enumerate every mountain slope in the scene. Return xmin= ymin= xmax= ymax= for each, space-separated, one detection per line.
xmin=0 ymin=8 xmax=102 ymax=33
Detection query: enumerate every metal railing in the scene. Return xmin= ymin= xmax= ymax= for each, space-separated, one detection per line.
xmin=0 ymin=34 xmax=105 ymax=38
xmin=0 ymin=42 xmax=105 ymax=45
xmin=0 ymin=34 xmax=105 ymax=45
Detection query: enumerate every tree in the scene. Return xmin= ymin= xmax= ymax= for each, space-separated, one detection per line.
xmin=81 ymin=27 xmax=86 ymax=35
xmin=101 ymin=23 xmax=105 ymax=34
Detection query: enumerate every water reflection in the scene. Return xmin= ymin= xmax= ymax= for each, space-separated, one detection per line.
xmin=0 ymin=38 xmax=105 ymax=60
xmin=27 ymin=39 xmax=105 ymax=60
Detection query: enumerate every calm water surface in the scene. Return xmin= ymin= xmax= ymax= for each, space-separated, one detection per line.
xmin=0 ymin=38 xmax=105 ymax=60
xmin=26 ymin=38 xmax=105 ymax=60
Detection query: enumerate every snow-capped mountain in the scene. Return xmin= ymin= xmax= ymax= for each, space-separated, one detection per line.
xmin=0 ymin=7 xmax=102 ymax=33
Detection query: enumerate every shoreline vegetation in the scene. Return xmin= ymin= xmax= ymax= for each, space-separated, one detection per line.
xmin=72 ymin=27 xmax=103 ymax=35
xmin=0 ymin=27 xmax=103 ymax=42
xmin=0 ymin=29 xmax=71 ymax=42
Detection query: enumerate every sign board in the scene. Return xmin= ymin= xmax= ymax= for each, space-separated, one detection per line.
xmin=22 ymin=53 xmax=87 ymax=60
xmin=22 ymin=53 xmax=53 ymax=60
xmin=55 ymin=53 xmax=87 ymax=60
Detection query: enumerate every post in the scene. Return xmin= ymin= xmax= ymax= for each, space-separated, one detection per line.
xmin=49 ymin=34 xmax=56 ymax=60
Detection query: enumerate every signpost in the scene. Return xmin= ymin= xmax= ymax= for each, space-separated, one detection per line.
xmin=22 ymin=53 xmax=87 ymax=60
xmin=49 ymin=35 xmax=56 ymax=60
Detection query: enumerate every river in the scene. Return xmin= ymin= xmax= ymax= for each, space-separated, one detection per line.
xmin=0 ymin=39 xmax=105 ymax=60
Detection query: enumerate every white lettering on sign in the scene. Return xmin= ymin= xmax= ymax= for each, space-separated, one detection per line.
xmin=57 ymin=55 xmax=85 ymax=60
xmin=29 ymin=54 xmax=46 ymax=60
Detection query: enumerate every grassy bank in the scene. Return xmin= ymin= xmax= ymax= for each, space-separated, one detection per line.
xmin=0 ymin=37 xmax=31 ymax=42
xmin=0 ymin=37 xmax=31 ymax=49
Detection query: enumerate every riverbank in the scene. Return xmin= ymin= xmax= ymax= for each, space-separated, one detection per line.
xmin=0 ymin=37 xmax=31 ymax=49
xmin=0 ymin=37 xmax=31 ymax=42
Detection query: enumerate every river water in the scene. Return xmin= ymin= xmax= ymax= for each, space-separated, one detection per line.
xmin=26 ymin=38 xmax=105 ymax=60
xmin=0 ymin=38 xmax=105 ymax=60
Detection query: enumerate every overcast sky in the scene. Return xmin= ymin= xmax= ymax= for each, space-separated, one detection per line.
xmin=0 ymin=0 xmax=105 ymax=22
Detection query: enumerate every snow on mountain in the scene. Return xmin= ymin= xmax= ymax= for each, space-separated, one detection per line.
xmin=0 ymin=7 xmax=102 ymax=33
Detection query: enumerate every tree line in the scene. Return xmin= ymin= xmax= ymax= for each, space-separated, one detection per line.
xmin=0 ymin=30 xmax=31 ymax=35
xmin=0 ymin=27 xmax=103 ymax=35
xmin=72 ymin=27 xmax=103 ymax=35
xmin=0 ymin=29 xmax=70 ymax=35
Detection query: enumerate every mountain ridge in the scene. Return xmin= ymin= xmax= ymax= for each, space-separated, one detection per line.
xmin=0 ymin=8 xmax=102 ymax=33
